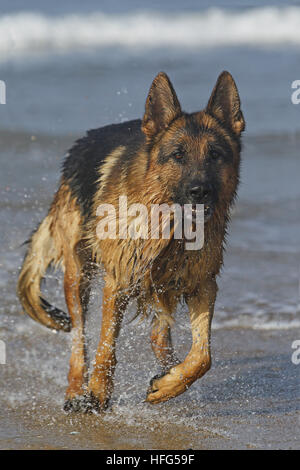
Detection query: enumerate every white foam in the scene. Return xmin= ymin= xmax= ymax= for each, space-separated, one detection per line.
xmin=1 ymin=7 xmax=300 ymax=62
xmin=213 ymin=316 xmax=300 ymax=331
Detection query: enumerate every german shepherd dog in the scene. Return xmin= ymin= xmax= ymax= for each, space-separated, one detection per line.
xmin=17 ymin=71 xmax=245 ymax=412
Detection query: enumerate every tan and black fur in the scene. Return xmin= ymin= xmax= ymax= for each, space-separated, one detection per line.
xmin=17 ymin=71 xmax=245 ymax=412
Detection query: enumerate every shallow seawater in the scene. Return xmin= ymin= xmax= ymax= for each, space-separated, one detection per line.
xmin=0 ymin=132 xmax=299 ymax=449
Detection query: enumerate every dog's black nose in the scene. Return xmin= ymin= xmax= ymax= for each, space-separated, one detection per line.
xmin=188 ymin=180 xmax=212 ymax=202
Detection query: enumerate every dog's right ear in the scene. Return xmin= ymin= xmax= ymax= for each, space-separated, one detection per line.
xmin=142 ymin=72 xmax=182 ymax=140
xmin=206 ymin=71 xmax=245 ymax=136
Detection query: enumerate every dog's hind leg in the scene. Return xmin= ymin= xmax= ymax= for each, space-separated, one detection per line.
xmin=63 ymin=243 xmax=92 ymax=412
xmin=146 ymin=279 xmax=217 ymax=404
xmin=84 ymin=280 xmax=128 ymax=413
xmin=150 ymin=317 xmax=178 ymax=371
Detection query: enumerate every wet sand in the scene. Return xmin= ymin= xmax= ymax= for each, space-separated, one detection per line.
xmin=0 ymin=325 xmax=299 ymax=450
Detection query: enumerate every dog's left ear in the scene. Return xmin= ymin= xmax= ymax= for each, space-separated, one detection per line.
xmin=142 ymin=72 xmax=182 ymax=139
xmin=206 ymin=71 xmax=245 ymax=136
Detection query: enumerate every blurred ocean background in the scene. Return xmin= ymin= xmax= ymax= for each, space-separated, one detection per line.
xmin=0 ymin=0 xmax=299 ymax=449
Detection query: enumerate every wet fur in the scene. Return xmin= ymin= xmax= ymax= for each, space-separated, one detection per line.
xmin=17 ymin=71 xmax=245 ymax=410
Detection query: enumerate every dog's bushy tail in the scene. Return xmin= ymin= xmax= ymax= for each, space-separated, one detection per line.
xmin=17 ymin=214 xmax=71 ymax=332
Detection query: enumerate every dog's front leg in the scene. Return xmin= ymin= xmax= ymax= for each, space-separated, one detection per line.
xmin=85 ymin=281 xmax=126 ymax=412
xmin=146 ymin=279 xmax=217 ymax=404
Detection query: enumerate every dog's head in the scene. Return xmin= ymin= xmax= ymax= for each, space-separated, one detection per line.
xmin=142 ymin=71 xmax=245 ymax=222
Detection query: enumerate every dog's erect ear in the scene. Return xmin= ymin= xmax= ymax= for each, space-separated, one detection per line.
xmin=206 ymin=71 xmax=245 ymax=136
xmin=142 ymin=72 xmax=182 ymax=139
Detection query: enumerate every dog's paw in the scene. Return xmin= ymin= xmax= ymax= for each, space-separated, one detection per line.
xmin=80 ymin=392 xmax=109 ymax=414
xmin=63 ymin=396 xmax=87 ymax=413
xmin=146 ymin=368 xmax=189 ymax=404
xmin=63 ymin=393 xmax=108 ymax=414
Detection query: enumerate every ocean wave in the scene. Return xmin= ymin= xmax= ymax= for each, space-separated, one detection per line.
xmin=213 ymin=317 xmax=300 ymax=331
xmin=1 ymin=7 xmax=300 ymax=62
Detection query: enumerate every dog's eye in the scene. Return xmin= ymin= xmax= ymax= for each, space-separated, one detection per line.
xmin=172 ymin=153 xmax=184 ymax=162
xmin=211 ymin=151 xmax=220 ymax=160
